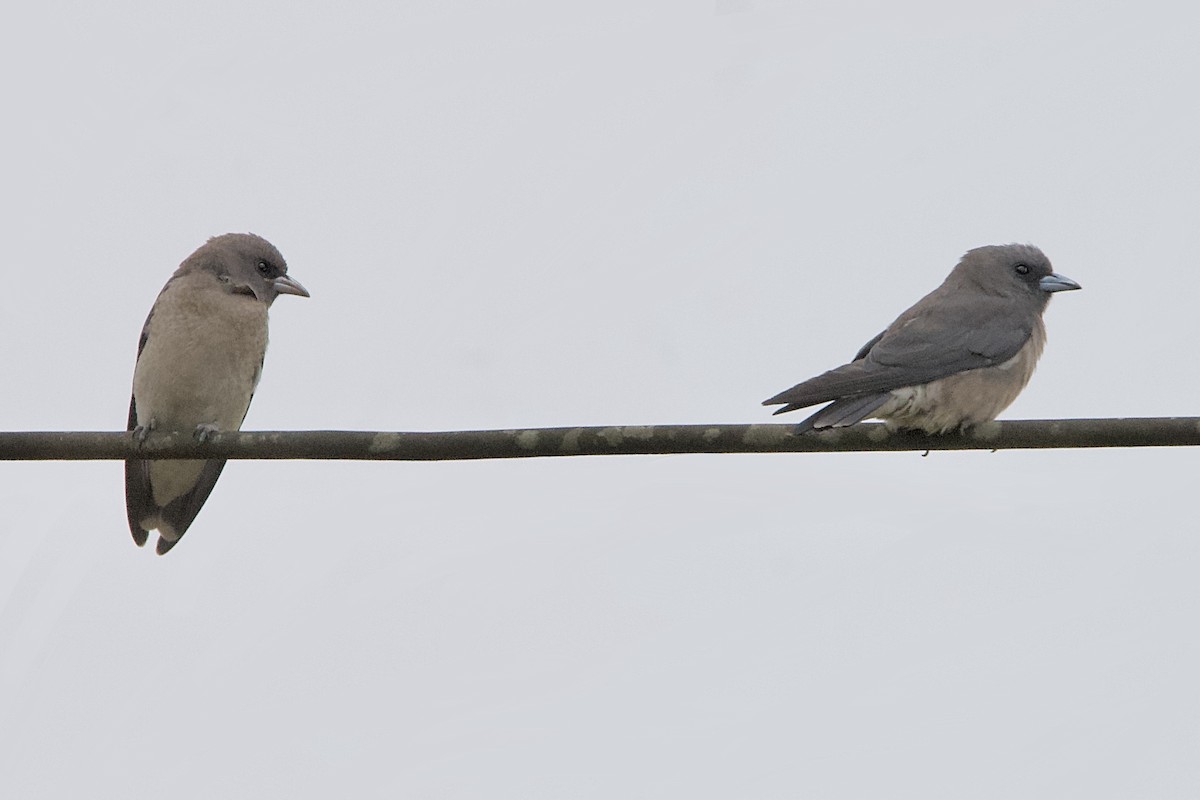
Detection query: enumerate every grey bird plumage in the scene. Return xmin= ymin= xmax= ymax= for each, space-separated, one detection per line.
xmin=762 ymin=244 xmax=1080 ymax=434
xmin=125 ymin=233 xmax=309 ymax=554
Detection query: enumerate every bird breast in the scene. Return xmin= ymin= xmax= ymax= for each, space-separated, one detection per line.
xmin=876 ymin=320 xmax=1047 ymax=434
xmin=132 ymin=274 xmax=269 ymax=433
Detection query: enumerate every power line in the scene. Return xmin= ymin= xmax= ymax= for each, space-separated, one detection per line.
xmin=2 ymin=418 xmax=1199 ymax=461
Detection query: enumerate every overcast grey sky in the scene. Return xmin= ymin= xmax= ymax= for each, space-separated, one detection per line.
xmin=3 ymin=1 xmax=1199 ymax=797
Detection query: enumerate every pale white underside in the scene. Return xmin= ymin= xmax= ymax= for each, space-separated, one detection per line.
xmin=874 ymin=320 xmax=1046 ymax=434
xmin=132 ymin=273 xmax=268 ymax=530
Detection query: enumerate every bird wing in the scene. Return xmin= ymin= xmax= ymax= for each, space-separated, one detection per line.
xmin=852 ymin=329 xmax=887 ymax=362
xmin=125 ymin=314 xmax=154 ymax=547
xmin=764 ymin=293 xmax=1034 ymax=411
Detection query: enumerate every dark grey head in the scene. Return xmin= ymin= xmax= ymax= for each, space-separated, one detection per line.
xmin=949 ymin=243 xmax=1080 ymax=308
xmin=180 ymin=232 xmax=309 ymax=306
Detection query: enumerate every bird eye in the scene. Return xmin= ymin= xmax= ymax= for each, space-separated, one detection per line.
xmin=1014 ymin=263 xmax=1030 ymax=275
xmin=256 ymin=260 xmax=272 ymax=276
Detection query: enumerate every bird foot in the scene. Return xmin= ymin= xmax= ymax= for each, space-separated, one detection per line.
xmin=132 ymin=419 xmax=156 ymax=445
xmin=193 ymin=423 xmax=221 ymax=443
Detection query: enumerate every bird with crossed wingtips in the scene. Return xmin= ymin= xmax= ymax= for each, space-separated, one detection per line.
xmin=125 ymin=233 xmax=309 ymax=554
xmin=763 ymin=244 xmax=1080 ymax=434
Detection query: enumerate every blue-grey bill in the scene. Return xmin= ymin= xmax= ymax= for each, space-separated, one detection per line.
xmin=1039 ymin=272 xmax=1081 ymax=293
xmin=274 ymin=275 xmax=310 ymax=297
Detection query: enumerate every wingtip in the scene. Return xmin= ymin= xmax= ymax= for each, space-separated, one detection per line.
xmin=761 ymin=392 xmax=788 ymax=408
xmin=765 ymin=399 xmax=820 ymax=427
xmin=156 ymin=536 xmax=178 ymax=556
xmin=131 ymin=527 xmax=148 ymax=548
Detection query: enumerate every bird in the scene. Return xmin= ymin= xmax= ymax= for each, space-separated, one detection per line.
xmin=125 ymin=233 xmax=309 ymax=554
xmin=762 ymin=243 xmax=1080 ymax=434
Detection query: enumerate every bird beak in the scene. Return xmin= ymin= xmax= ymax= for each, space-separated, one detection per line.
xmin=273 ymin=275 xmax=310 ymax=298
xmin=1039 ymin=272 xmax=1081 ymax=293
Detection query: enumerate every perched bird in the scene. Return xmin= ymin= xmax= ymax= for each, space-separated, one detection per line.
xmin=125 ymin=233 xmax=309 ymax=554
xmin=762 ymin=244 xmax=1080 ymax=434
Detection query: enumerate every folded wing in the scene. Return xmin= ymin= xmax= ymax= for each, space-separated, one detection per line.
xmin=764 ymin=293 xmax=1034 ymax=417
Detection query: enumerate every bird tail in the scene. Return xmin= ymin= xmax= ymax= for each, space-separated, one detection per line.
xmin=792 ymin=393 xmax=893 ymax=433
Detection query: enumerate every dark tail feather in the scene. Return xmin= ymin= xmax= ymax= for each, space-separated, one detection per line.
xmin=787 ymin=393 xmax=892 ymax=434
xmin=807 ymin=393 xmax=892 ymax=429
xmin=791 ymin=410 xmax=823 ymax=434
xmin=153 ymin=459 xmax=229 ymax=555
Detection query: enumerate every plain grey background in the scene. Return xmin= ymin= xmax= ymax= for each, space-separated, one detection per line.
xmin=3 ymin=1 xmax=1199 ymax=797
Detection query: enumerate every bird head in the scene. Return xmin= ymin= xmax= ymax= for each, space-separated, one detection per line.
xmin=185 ymin=232 xmax=309 ymax=306
xmin=954 ymin=243 xmax=1080 ymax=306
